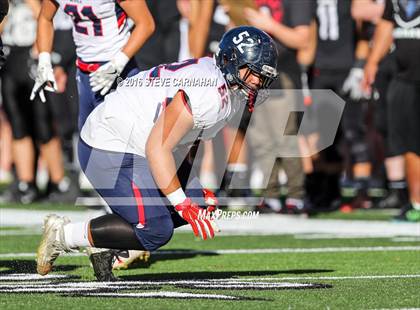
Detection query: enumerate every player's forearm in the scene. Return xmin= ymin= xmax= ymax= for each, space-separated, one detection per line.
xmin=366 ymin=19 xmax=394 ymax=65
xmin=36 ymin=17 xmax=54 ymax=53
xmin=351 ymin=0 xmax=384 ymax=23
xmin=146 ymin=146 xmax=182 ymax=197
xmin=189 ymin=0 xmax=214 ymax=58
xmin=296 ymin=20 xmax=317 ymax=66
xmin=120 ymin=0 xmax=155 ymax=60
xmin=121 ymin=20 xmax=155 ymax=59
xmin=270 ymin=24 xmax=310 ymax=50
xmin=355 ymin=40 xmax=370 ymax=61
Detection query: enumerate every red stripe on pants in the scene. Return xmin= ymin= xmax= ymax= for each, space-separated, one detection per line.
xmin=131 ymin=181 xmax=146 ymax=226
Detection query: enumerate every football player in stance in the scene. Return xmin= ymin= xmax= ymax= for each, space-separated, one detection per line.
xmin=31 ymin=0 xmax=155 ymax=268
xmin=36 ymin=26 xmax=278 ymax=281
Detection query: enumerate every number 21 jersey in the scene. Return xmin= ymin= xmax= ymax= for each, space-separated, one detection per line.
xmin=55 ymin=0 xmax=130 ymax=62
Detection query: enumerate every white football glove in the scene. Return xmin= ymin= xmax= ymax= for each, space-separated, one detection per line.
xmin=342 ymin=64 xmax=370 ymax=101
xmin=89 ymin=51 xmax=129 ymax=96
xmin=30 ymin=52 xmax=57 ymax=103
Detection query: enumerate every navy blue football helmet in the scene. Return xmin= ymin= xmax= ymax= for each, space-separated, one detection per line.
xmin=215 ymin=26 xmax=278 ymax=110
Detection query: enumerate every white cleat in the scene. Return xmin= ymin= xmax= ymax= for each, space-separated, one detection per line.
xmin=36 ymin=214 xmax=72 ymax=276
xmin=112 ymin=250 xmax=151 ymax=270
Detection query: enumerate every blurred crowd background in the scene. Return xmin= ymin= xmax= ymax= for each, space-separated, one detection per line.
xmin=0 ymin=0 xmax=419 ymax=222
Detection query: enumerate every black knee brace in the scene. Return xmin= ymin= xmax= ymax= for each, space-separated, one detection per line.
xmin=89 ymin=214 xmax=146 ymax=250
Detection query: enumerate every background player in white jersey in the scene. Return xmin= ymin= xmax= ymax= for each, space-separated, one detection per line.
xmin=35 ymin=26 xmax=278 ymax=281
xmin=30 ymin=0 xmax=155 ymax=269
xmin=30 ymin=0 xmax=155 ymax=129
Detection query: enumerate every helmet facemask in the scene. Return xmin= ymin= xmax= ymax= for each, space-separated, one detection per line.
xmin=231 ymin=64 xmax=278 ymax=112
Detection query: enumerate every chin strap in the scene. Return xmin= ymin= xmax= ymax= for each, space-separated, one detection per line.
xmin=247 ymin=90 xmax=257 ymax=112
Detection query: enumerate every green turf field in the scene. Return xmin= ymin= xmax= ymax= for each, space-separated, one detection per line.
xmin=0 ymin=224 xmax=419 ymax=309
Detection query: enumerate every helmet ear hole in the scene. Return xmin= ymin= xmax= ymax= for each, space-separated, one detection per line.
xmin=223 ymin=55 xmax=229 ymax=65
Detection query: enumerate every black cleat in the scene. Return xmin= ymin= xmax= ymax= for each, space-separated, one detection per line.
xmin=0 ymin=181 xmax=38 ymax=204
xmin=377 ymin=188 xmax=408 ymax=209
xmin=88 ymin=249 xmax=118 ymax=281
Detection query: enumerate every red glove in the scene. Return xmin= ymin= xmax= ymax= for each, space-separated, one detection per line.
xmin=202 ymin=188 xmax=218 ymax=213
xmin=203 ymin=189 xmax=221 ymax=231
xmin=175 ymin=198 xmax=215 ymax=240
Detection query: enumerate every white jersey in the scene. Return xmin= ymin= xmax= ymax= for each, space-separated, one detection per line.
xmin=53 ymin=6 xmax=73 ymax=31
xmin=1 ymin=0 xmax=37 ymax=47
xmin=55 ymin=0 xmax=130 ymax=62
xmin=81 ymin=57 xmax=239 ymax=157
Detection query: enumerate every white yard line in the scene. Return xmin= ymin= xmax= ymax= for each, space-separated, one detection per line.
xmin=76 ymin=291 xmax=242 ymax=299
xmin=219 ymin=274 xmax=420 ymax=281
xmin=155 ymin=246 xmax=420 ymax=255
xmin=391 ymin=237 xmax=420 ymax=242
xmin=293 ymin=233 xmax=416 ymax=240
xmin=0 ymin=208 xmax=106 ymax=226
xmin=0 ymin=245 xmax=419 ymax=258
xmin=0 ymin=229 xmax=42 ymax=236
xmin=1 ymin=273 xmax=420 ymax=283
xmin=370 ymin=308 xmax=420 ymax=310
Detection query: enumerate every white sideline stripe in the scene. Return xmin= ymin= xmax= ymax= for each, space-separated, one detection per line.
xmin=371 ymin=308 xmax=420 ymax=310
xmin=0 ymin=287 xmax=98 ymax=292
xmin=0 ymin=245 xmax=419 ymax=258
xmin=293 ymin=234 xmax=417 ymax=240
xmin=0 ymin=281 xmax=313 ymax=288
xmin=1 ymin=274 xmax=419 ymax=285
xmin=295 ymin=234 xmax=420 ymax=241
xmin=391 ymin=237 xmax=420 ymax=242
xmin=218 ymin=275 xmax=420 ymax=281
xmin=0 ymin=230 xmax=42 ymax=236
xmin=2 ymin=209 xmax=419 ymax=237
xmin=0 ymin=229 xmax=414 ymax=239
xmin=84 ymin=292 xmax=240 ymax=300
xmin=0 ymin=274 xmax=70 ymax=280
xmin=177 ymin=283 xmax=313 ymax=288
xmin=0 ymin=229 xmax=418 ymax=239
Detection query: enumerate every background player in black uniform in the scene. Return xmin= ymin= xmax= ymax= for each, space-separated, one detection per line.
xmin=304 ymin=0 xmax=374 ymax=211
xmin=0 ymin=0 xmax=8 ymax=69
xmin=0 ymin=0 xmax=70 ymax=204
xmin=1 ymin=0 xmax=45 ymax=203
xmin=305 ymin=0 xmax=355 ymax=211
xmin=353 ymin=0 xmax=408 ymax=210
xmin=364 ymin=0 xmax=420 ymax=221
xmin=0 ymin=0 xmax=10 ymax=184
xmin=134 ymin=0 xmax=181 ymax=69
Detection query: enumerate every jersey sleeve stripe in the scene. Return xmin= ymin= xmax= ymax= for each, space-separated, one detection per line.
xmin=115 ymin=3 xmax=127 ymax=30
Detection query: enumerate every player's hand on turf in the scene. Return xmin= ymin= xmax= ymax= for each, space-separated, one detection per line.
xmin=175 ymin=198 xmax=216 ymax=240
xmin=30 ymin=52 xmax=57 ymax=103
xmin=89 ymin=51 xmax=129 ymax=96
